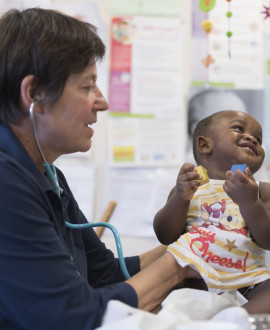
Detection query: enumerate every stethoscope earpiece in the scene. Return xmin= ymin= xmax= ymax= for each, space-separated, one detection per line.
xmin=34 ymin=95 xmax=41 ymax=103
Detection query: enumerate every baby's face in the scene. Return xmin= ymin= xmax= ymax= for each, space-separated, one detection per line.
xmin=208 ymin=111 xmax=264 ymax=174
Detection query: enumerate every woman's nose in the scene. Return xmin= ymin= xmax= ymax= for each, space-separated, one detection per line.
xmin=94 ymin=86 xmax=109 ymax=112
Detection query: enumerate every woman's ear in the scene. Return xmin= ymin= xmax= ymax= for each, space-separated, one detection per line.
xmin=197 ymin=136 xmax=213 ymax=156
xmin=20 ymin=75 xmax=36 ymax=108
xmin=20 ymin=75 xmax=44 ymax=114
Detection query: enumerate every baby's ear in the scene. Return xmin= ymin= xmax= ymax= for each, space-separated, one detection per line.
xmin=197 ymin=136 xmax=213 ymax=156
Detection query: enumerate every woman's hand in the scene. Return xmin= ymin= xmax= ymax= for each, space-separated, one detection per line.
xmin=127 ymin=252 xmax=201 ymax=312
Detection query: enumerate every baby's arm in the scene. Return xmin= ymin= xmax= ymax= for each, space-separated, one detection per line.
xmin=224 ymin=167 xmax=270 ymax=249
xmin=153 ymin=163 xmax=201 ymax=245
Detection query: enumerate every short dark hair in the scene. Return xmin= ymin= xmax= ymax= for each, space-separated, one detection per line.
xmin=192 ymin=111 xmax=226 ymax=164
xmin=0 ymin=8 xmax=106 ymax=125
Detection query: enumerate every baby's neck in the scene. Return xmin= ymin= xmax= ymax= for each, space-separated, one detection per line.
xmin=206 ymin=168 xmax=227 ymax=180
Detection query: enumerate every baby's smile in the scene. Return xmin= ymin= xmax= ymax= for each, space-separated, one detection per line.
xmin=239 ymin=142 xmax=257 ymax=155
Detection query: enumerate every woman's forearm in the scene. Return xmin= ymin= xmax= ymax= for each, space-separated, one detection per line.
xmin=126 ymin=252 xmax=192 ymax=312
xmin=139 ymin=244 xmax=167 ymax=270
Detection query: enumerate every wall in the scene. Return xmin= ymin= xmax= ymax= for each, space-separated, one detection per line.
xmin=53 ymin=0 xmax=193 ymax=256
xmin=53 ymin=0 xmax=270 ymax=256
xmin=1 ymin=0 xmax=269 ymax=257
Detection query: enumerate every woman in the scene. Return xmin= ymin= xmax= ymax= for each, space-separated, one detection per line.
xmin=0 ymin=8 xmax=197 ymax=329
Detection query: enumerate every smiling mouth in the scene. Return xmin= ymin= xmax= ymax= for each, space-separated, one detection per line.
xmin=239 ymin=143 xmax=257 ymax=155
xmin=87 ymin=119 xmax=96 ymax=128
xmin=87 ymin=123 xmax=95 ymax=130
xmin=86 ymin=124 xmax=94 ymax=138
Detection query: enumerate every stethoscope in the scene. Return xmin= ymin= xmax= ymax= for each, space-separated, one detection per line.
xmin=29 ymin=99 xmax=130 ymax=279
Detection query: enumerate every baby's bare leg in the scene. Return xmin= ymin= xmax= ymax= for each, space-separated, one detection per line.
xmin=242 ymin=278 xmax=270 ymax=314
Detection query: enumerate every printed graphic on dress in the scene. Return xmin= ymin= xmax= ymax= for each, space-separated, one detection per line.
xmin=189 ymin=226 xmax=249 ymax=272
xmin=200 ymin=194 xmax=248 ymax=236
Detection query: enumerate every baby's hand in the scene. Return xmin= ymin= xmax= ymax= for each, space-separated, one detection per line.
xmin=175 ymin=163 xmax=201 ymax=201
xmin=224 ymin=166 xmax=258 ymax=206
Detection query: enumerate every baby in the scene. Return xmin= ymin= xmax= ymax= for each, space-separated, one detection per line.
xmin=154 ymin=110 xmax=270 ymax=314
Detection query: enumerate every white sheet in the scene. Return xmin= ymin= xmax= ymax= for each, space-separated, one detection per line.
xmin=98 ymin=288 xmax=251 ymax=330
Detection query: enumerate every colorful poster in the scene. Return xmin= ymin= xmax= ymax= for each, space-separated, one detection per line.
xmin=108 ymin=15 xmax=185 ymax=167
xmin=191 ymin=0 xmax=263 ymax=89
xmin=108 ymin=115 xmax=185 ymax=167
xmin=109 ymin=16 xmax=184 ymax=115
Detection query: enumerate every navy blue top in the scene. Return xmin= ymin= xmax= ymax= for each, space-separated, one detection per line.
xmin=0 ymin=124 xmax=140 ymax=329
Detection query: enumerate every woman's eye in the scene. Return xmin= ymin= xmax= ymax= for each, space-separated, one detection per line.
xmin=84 ymin=86 xmax=93 ymax=91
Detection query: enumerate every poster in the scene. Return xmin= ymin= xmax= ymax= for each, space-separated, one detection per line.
xmin=108 ymin=115 xmax=185 ymax=166
xmin=101 ymin=167 xmax=179 ymax=237
xmin=109 ymin=15 xmax=184 ymax=115
xmin=191 ymin=0 xmax=263 ymax=89
xmin=108 ymin=15 xmax=186 ymax=167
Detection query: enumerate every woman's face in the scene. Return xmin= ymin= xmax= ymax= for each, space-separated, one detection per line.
xmin=36 ymin=63 xmax=109 ymax=162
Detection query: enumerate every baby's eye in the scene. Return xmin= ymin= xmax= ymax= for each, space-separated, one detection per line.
xmin=233 ymin=126 xmax=243 ymax=132
xmin=255 ymin=136 xmax=262 ymax=144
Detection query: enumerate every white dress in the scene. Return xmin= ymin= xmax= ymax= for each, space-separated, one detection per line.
xmin=168 ymin=179 xmax=270 ymax=293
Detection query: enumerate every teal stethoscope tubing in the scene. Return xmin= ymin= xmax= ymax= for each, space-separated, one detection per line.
xmin=29 ymin=101 xmax=130 ymax=279
xmin=65 ymin=221 xmax=130 ymax=279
